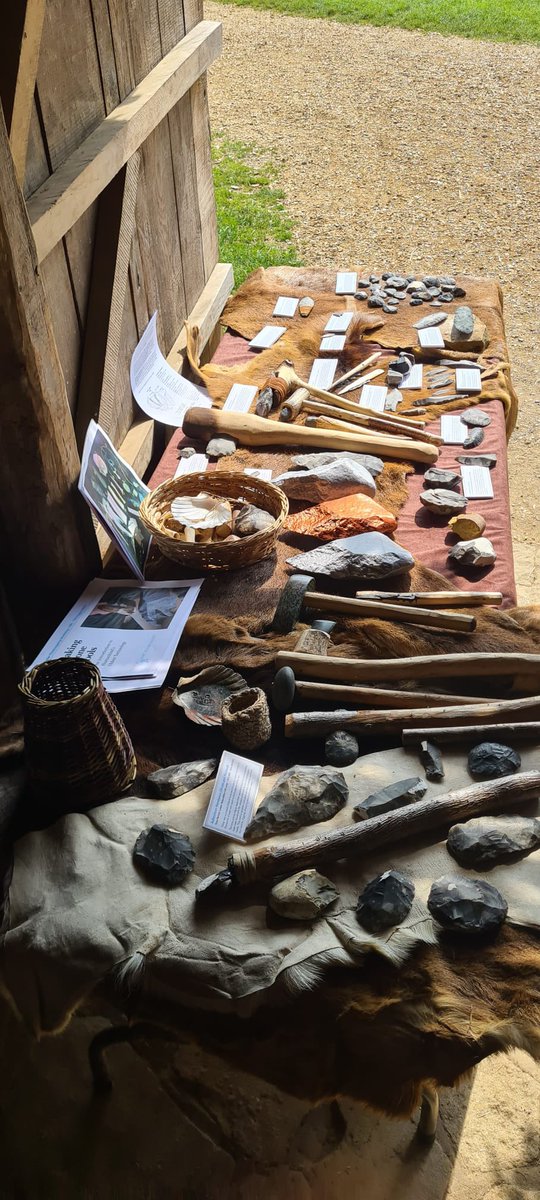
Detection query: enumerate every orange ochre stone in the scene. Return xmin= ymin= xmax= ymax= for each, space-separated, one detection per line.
xmin=286 ymin=493 xmax=397 ymax=541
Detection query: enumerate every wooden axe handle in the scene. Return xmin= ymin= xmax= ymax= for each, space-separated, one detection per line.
xmin=230 ymin=771 xmax=540 ymax=884
xmin=303 ymin=591 xmax=476 ymax=633
xmin=182 ymin=407 xmax=439 ymax=465
xmin=356 ymin=590 xmax=503 ymax=608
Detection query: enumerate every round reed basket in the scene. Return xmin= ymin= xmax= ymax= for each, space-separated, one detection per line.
xmin=139 ymin=472 xmax=288 ymax=570
xmin=19 ymin=658 xmax=137 ymax=810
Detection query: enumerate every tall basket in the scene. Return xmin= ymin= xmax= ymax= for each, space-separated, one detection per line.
xmin=19 ymin=658 xmax=137 ymax=811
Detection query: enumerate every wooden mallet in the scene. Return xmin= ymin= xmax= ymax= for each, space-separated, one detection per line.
xmin=183 ymin=407 xmax=439 ymax=466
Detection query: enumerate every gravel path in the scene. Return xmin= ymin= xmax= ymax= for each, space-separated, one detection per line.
xmin=207 ymin=4 xmax=540 ymax=595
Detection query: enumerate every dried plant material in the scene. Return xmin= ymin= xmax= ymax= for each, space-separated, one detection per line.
xmin=172 ymin=665 xmax=248 ymax=726
xmin=171 ymin=493 xmax=232 ymax=530
xmin=286 ymin=493 xmax=397 ymax=540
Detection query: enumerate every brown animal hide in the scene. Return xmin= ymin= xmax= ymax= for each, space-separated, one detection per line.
xmin=196 ymin=266 xmax=517 ymax=432
xmin=185 ymin=311 xmax=385 ymax=406
xmin=178 ymin=561 xmax=540 ymax=677
xmin=122 ymin=925 xmax=540 ymax=1118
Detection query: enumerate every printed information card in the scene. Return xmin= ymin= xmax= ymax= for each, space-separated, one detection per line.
xmin=203 ymin=751 xmax=263 ymax=841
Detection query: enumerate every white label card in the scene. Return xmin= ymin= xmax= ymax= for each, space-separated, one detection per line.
xmin=245 ymin=467 xmax=272 ymax=481
xmin=273 ymin=296 xmax=299 ymax=318
xmin=440 ymin=415 xmax=468 ymax=444
xmin=249 ymin=325 xmax=287 ymax=350
xmin=456 ymin=368 xmax=482 ymax=394
xmin=324 ymin=312 xmax=354 ymax=334
xmin=360 ymin=384 xmax=388 ymax=412
xmin=223 ymin=383 xmax=258 ymax=413
xmin=320 ymin=334 xmax=346 ymax=353
xmin=461 ymin=464 xmax=494 ymax=499
xmin=174 ymin=453 xmax=208 ymax=478
xmin=308 ymin=358 xmax=338 ymax=389
xmin=418 ymin=327 xmax=445 ymax=349
xmin=399 ymin=363 xmax=423 ymax=389
xmin=336 ymin=271 xmax=357 ymax=295
xmin=203 ymin=751 xmax=263 ymax=842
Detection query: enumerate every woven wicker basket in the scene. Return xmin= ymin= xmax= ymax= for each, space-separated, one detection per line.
xmin=139 ymin=472 xmax=288 ymax=570
xmin=19 ymin=658 xmax=137 ymax=810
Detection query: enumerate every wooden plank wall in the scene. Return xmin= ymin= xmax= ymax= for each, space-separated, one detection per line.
xmin=23 ymin=0 xmax=218 ymax=452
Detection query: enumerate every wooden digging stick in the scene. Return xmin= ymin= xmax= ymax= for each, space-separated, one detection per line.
xmin=211 ymin=772 xmax=540 ymax=890
xmin=182 ymin=408 xmax=439 ymax=466
xmin=294 ymin=680 xmax=492 ymax=708
xmin=355 ymin=590 xmax=504 ymax=609
xmin=300 ymin=591 xmax=476 ymax=634
xmin=403 ymin=722 xmax=540 ymax=747
xmin=274 ymin=650 xmax=540 ymax=687
xmin=313 ymin=413 xmax=443 ymax=447
xmin=285 ymin=694 xmax=540 ymax=739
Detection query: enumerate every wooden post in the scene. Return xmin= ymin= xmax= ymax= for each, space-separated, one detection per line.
xmin=0 ymin=103 xmax=99 ymax=602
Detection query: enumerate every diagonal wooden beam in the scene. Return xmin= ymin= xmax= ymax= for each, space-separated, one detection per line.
xmin=27 ymin=20 xmax=222 ymax=263
xmin=9 ymin=0 xmax=46 ymax=185
xmin=75 ymin=152 xmax=141 ymax=451
xmin=0 ymin=103 xmax=99 ymax=595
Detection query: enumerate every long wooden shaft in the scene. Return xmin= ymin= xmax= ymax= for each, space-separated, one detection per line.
xmin=329 ymin=352 xmax=382 ymax=388
xmin=295 ymin=680 xmax=492 ymax=708
xmin=285 ymin=694 xmax=540 ymax=739
xmin=302 ymin=400 xmax=441 ymax=446
xmin=182 ymin=407 xmax=439 ymax=465
xmin=302 ymin=592 xmax=475 ymax=634
xmin=232 ymin=771 xmax=540 ymax=883
xmin=301 ymin=387 xmax=426 ymax=429
xmin=275 ymin=650 xmax=540 ymax=685
xmin=356 ymin=590 xmax=504 ymax=609
xmin=403 ymin=722 xmax=540 ymax=747
xmin=314 ymin=413 xmax=443 ymax=449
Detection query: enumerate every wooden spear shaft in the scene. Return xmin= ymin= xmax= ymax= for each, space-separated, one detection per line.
xmin=285 ymin=694 xmax=540 ymax=738
xmin=228 ymin=771 xmax=540 ymax=884
xmin=403 ymin=722 xmax=540 ymax=747
xmin=274 ymin=650 xmax=540 ymax=686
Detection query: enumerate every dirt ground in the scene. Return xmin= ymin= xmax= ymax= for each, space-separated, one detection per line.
xmin=207 ymin=2 xmax=540 ymax=601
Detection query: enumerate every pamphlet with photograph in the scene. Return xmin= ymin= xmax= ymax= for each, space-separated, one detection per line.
xmin=31 ymin=579 xmax=204 ymax=693
xmin=79 ymin=420 xmax=151 ymax=580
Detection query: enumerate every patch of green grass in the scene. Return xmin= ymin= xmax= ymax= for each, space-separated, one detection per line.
xmin=219 ymin=0 xmax=540 ymax=44
xmin=212 ymin=135 xmax=301 ymax=288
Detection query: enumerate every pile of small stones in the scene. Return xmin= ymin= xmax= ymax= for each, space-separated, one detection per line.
xmin=355 ymin=272 xmax=466 ymax=314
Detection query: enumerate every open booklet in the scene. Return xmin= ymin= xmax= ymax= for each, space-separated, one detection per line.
xmin=79 ymin=420 xmax=152 ymax=580
xmin=31 ymin=578 xmax=203 ymax=693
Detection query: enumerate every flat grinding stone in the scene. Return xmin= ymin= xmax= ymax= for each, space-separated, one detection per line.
xmin=287 ymin=531 xmax=414 ymax=581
